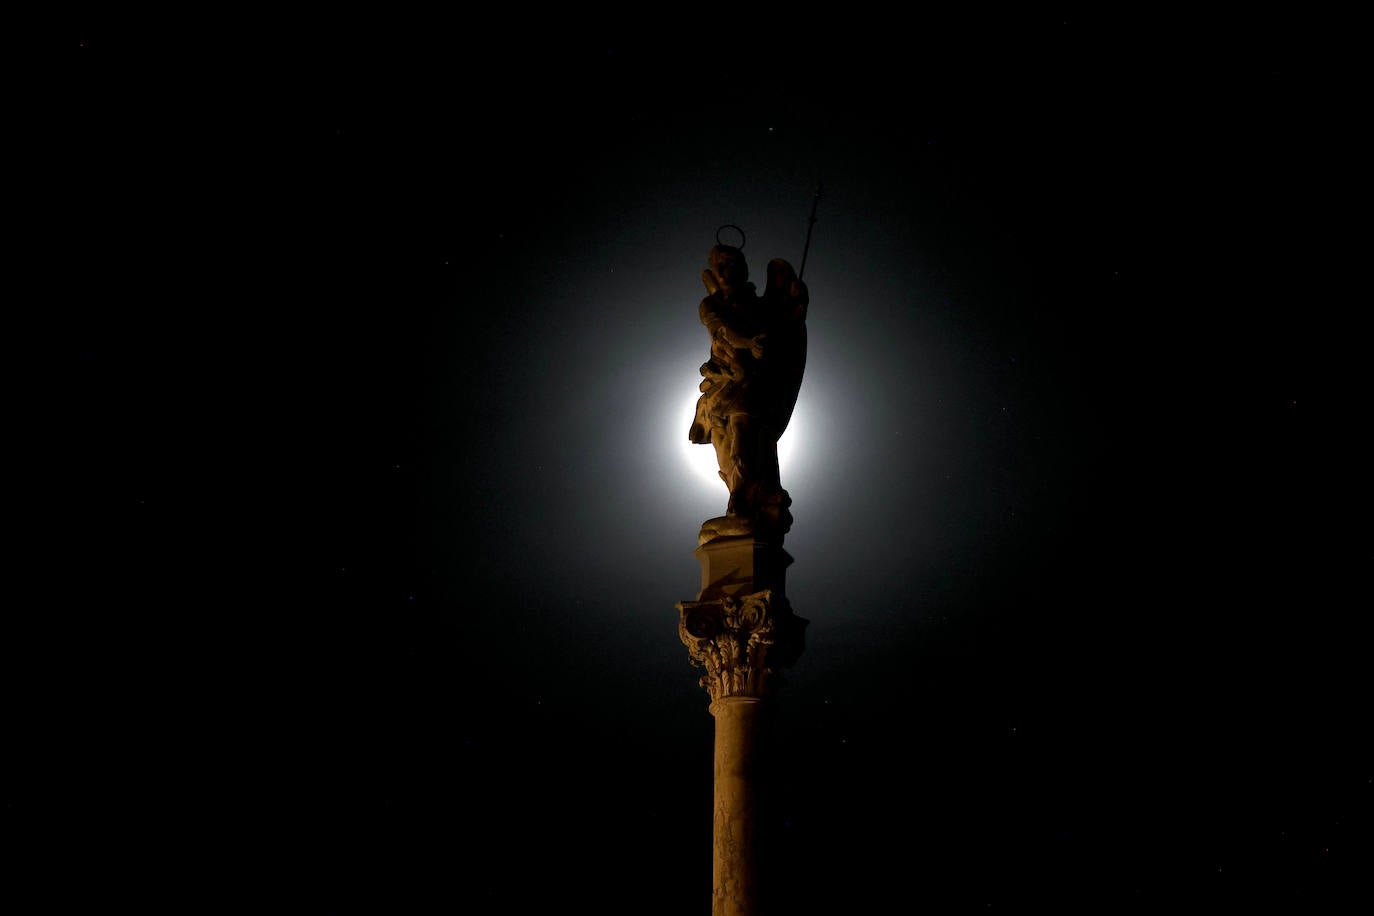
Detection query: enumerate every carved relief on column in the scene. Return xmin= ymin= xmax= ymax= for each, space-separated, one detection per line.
xmin=677 ymin=589 xmax=803 ymax=704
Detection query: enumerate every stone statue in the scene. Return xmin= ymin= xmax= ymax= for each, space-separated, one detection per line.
xmin=689 ymin=241 xmax=808 ymax=545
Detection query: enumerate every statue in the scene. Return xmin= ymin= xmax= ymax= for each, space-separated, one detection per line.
xmin=689 ymin=235 xmax=808 ymax=545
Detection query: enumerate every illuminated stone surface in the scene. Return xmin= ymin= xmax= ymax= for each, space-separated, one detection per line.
xmin=678 ymin=537 xmax=806 ymax=915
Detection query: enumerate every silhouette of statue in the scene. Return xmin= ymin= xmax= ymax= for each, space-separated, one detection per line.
xmin=689 ymin=241 xmax=808 ymax=544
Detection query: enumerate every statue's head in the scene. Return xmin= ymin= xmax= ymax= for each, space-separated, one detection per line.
xmin=709 ymin=244 xmax=748 ymax=289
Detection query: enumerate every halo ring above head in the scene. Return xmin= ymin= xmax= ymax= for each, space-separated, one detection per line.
xmin=715 ymin=224 xmax=746 ymax=250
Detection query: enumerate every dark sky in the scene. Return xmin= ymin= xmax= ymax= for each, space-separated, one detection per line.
xmin=23 ymin=13 xmax=1366 ymax=913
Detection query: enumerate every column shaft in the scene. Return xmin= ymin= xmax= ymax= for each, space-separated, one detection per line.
xmin=711 ymin=696 xmax=762 ymax=916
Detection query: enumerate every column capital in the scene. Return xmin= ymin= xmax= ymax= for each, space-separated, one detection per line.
xmin=677 ymin=589 xmax=806 ymax=704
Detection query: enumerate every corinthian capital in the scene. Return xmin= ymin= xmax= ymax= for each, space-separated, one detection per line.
xmin=676 ymin=589 xmax=804 ymax=704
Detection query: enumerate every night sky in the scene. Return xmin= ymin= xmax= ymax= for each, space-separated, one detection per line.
xmin=22 ymin=13 xmax=1366 ymax=913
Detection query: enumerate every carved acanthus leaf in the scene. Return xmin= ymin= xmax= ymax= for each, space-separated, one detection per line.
xmin=676 ymin=589 xmax=794 ymax=704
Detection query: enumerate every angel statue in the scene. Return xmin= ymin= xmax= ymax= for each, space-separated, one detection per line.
xmin=689 ymin=233 xmax=808 ymax=546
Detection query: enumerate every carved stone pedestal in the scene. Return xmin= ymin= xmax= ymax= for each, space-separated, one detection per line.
xmin=678 ymin=536 xmax=806 ymax=916
xmin=692 ymin=534 xmax=792 ymax=602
